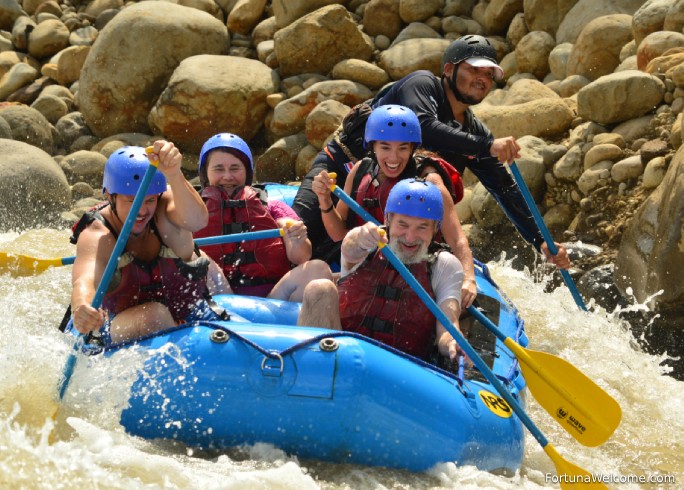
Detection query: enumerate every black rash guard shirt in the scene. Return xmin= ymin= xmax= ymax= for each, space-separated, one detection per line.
xmin=374 ymin=70 xmax=544 ymax=250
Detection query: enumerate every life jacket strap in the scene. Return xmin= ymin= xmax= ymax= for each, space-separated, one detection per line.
xmin=223 ymin=250 xmax=256 ymax=265
xmin=223 ymin=222 xmax=249 ymax=235
xmin=361 ymin=316 xmax=394 ymax=334
xmin=375 ymin=284 xmax=403 ymax=301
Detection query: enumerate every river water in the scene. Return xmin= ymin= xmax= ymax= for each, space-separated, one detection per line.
xmin=1 ymin=228 xmax=682 ymax=490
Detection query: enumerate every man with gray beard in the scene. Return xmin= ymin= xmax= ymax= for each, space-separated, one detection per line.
xmin=298 ymin=179 xmax=466 ymax=362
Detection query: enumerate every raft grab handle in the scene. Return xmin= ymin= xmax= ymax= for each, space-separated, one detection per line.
xmin=261 ymin=352 xmax=284 ymax=376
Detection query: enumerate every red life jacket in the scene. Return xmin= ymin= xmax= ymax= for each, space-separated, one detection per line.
xmin=194 ymin=185 xmax=291 ymax=294
xmin=337 ymin=247 xmax=442 ymax=359
xmin=71 ymin=205 xmax=210 ymax=323
xmin=345 ymin=158 xmax=396 ymax=229
xmin=440 ymin=158 xmax=464 ymax=204
xmin=345 ymin=157 xmax=417 ymax=229
xmin=416 ymin=155 xmax=464 ymax=204
xmin=103 ymin=250 xmax=210 ymax=322
xmin=353 ymin=171 xmax=397 ymax=227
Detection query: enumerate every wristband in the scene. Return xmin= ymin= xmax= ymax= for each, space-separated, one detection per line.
xmin=321 ymin=203 xmax=334 ymax=214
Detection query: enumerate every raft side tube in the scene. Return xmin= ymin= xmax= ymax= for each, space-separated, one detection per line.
xmin=120 ymin=322 xmax=524 ymax=472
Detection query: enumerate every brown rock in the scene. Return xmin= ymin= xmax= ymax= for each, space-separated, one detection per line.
xmin=566 ymin=14 xmax=633 ymax=81
xmin=363 ymin=0 xmax=401 ymax=39
xmin=78 ymin=2 xmax=228 ymax=137
xmin=6 ymin=75 xmax=54 ymax=105
xmin=639 ymin=138 xmax=669 ymax=163
xmin=55 ymin=46 xmax=91 ymax=86
xmin=149 ymin=55 xmax=277 ymax=153
xmin=637 ymin=31 xmax=684 ymax=71
xmin=275 ymin=5 xmax=373 ymax=77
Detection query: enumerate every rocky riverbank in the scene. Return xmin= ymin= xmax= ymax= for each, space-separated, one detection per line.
xmin=0 ymin=1 xmax=682 ymax=372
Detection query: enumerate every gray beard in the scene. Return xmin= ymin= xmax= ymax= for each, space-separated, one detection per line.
xmin=389 ymin=236 xmax=429 ymax=265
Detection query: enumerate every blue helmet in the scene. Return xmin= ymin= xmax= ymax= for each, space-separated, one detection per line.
xmin=385 ymin=178 xmax=443 ymax=226
xmin=364 ymin=105 xmax=421 ymax=148
xmin=102 ymin=146 xmax=167 ymax=196
xmin=198 ymin=133 xmax=253 ymax=187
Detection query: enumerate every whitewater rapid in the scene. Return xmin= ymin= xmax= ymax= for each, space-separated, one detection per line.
xmin=1 ymin=229 xmax=681 ymax=489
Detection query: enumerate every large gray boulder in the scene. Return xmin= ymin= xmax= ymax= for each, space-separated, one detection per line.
xmin=556 ymin=0 xmax=645 ymax=44
xmin=274 ymin=5 xmax=373 ymax=77
xmin=577 ymin=71 xmax=665 ymax=126
xmin=378 ymin=38 xmax=450 ymax=80
xmin=149 ymin=55 xmax=278 ymax=153
xmin=272 ymin=0 xmax=344 ymax=28
xmin=269 ymin=80 xmax=372 ymax=138
xmin=0 ymin=114 xmax=11 ymax=138
xmin=78 ymin=2 xmax=228 ymax=137
xmin=615 ymin=146 xmax=684 ymax=310
xmin=0 ymin=104 xmax=54 ymax=154
xmin=566 ymin=14 xmax=633 ymax=81
xmin=523 ymin=0 xmax=579 ymax=35
xmin=0 ymin=139 xmax=71 ymax=230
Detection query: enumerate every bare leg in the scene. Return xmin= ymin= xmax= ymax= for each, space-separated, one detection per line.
xmin=269 ymin=259 xmax=333 ymax=302
xmin=110 ymin=301 xmax=175 ymax=342
xmin=297 ymin=279 xmax=341 ymax=330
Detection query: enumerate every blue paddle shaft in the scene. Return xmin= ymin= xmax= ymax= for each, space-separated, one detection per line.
xmin=509 ymin=163 xmax=587 ymax=311
xmin=58 ymin=161 xmax=160 ymax=401
xmin=92 ymin=163 xmax=160 ymax=308
xmin=59 ymin=229 xmax=285 ymax=266
xmin=195 ymin=228 xmax=283 ymax=246
xmin=467 ymin=305 xmax=508 ymax=343
xmin=379 ymin=244 xmax=550 ymax=448
xmin=331 ymin=186 xmax=381 ymax=225
xmin=509 ymin=164 xmax=557 ymax=253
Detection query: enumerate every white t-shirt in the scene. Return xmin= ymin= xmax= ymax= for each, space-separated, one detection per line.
xmin=341 ymin=249 xmax=464 ymax=306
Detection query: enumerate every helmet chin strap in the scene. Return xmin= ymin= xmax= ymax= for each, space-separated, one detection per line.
xmin=109 ymin=194 xmax=119 ymax=218
xmin=444 ymin=64 xmax=469 ymax=104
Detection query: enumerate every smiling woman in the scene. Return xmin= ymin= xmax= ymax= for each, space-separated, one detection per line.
xmin=311 ymin=104 xmax=421 ymax=243
xmin=205 ymin=153 xmax=248 ymax=195
xmin=193 ymin=133 xmax=333 ymax=302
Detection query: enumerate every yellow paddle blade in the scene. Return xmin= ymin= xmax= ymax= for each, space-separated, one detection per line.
xmin=505 ymin=339 xmax=621 ymax=447
xmin=0 ymin=251 xmax=67 ymax=275
xmin=544 ymin=444 xmax=608 ymax=489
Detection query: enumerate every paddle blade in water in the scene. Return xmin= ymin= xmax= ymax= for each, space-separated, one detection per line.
xmin=0 ymin=251 xmax=67 ymax=275
xmin=506 ymin=340 xmax=622 ymax=447
xmin=544 ymin=444 xmax=608 ymax=489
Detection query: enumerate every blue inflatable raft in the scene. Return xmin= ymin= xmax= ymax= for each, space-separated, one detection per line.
xmin=100 ymin=261 xmax=528 ymax=473
xmin=261 ymin=182 xmax=298 ymax=207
